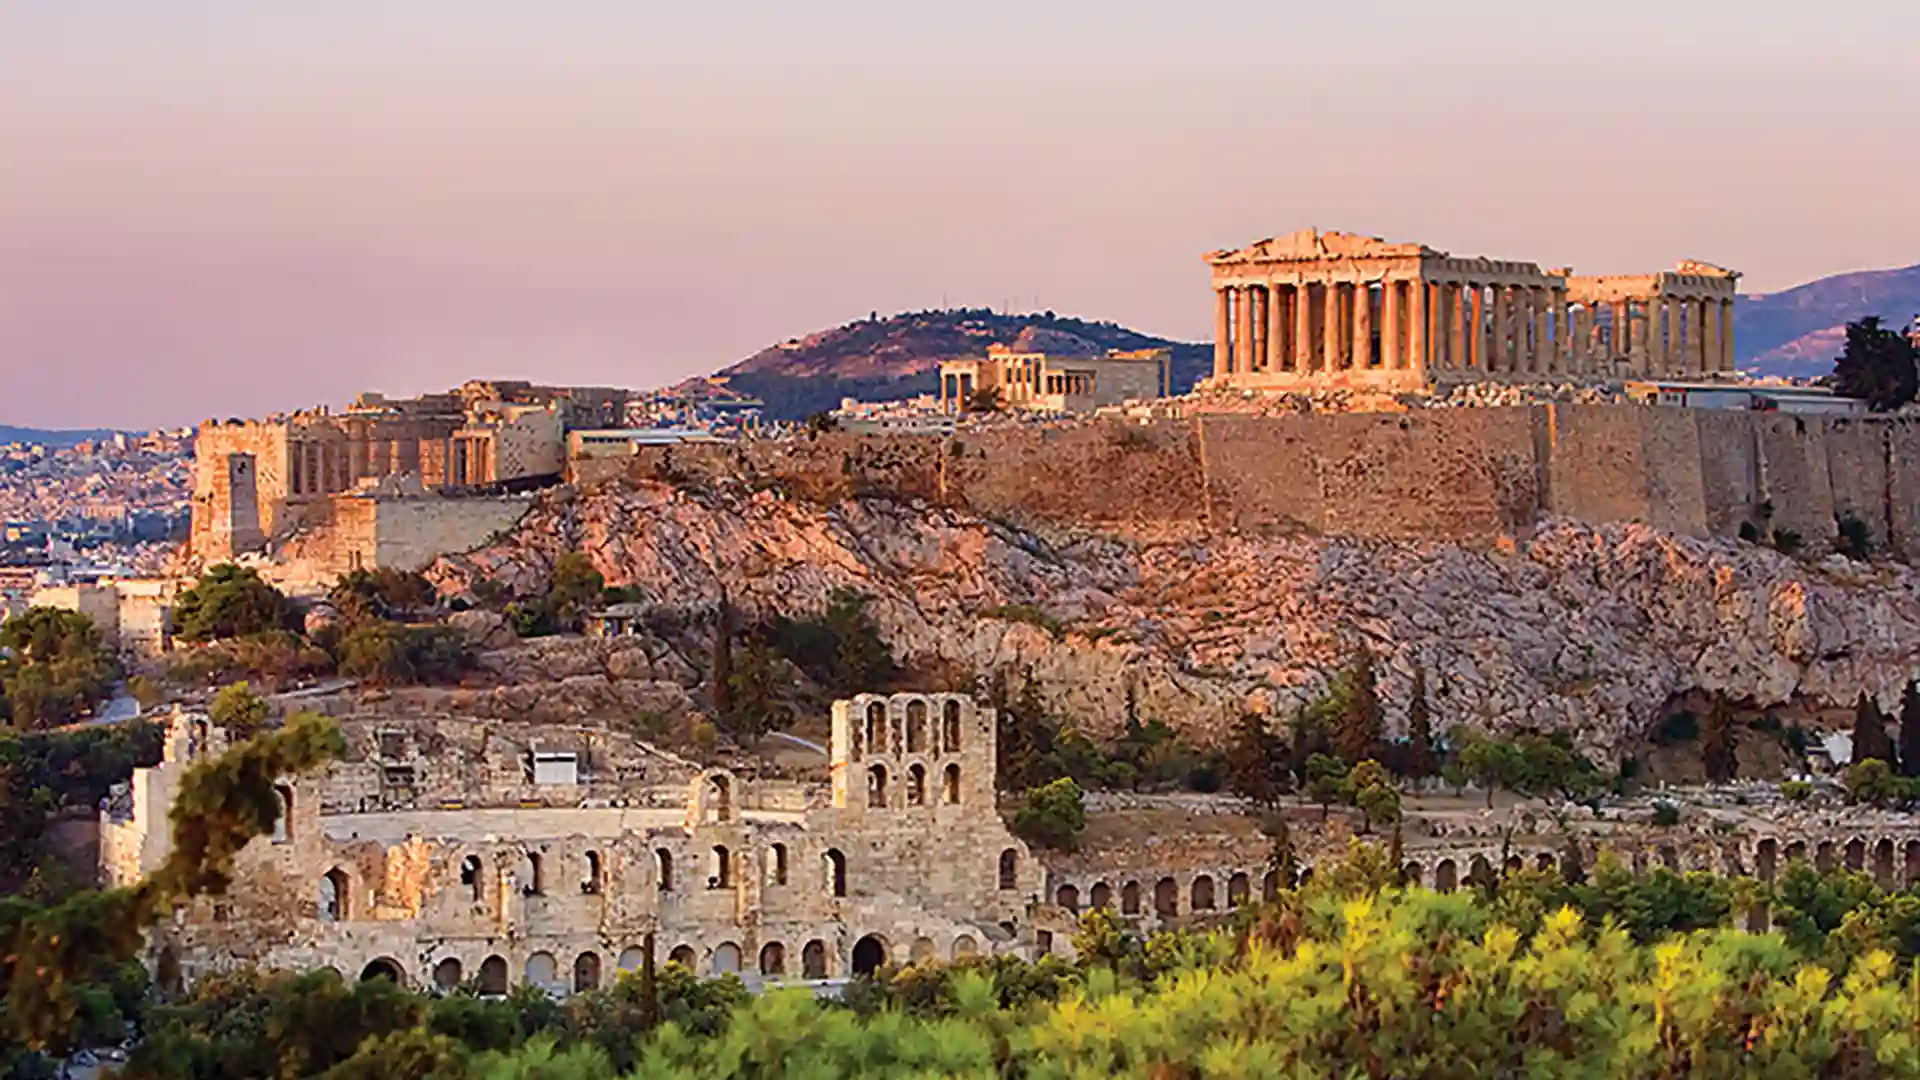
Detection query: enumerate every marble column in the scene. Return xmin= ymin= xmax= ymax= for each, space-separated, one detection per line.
xmin=1249 ymin=288 xmax=1267 ymax=372
xmin=1233 ymin=287 xmax=1253 ymax=374
xmin=1324 ymin=283 xmax=1344 ymax=372
xmin=1295 ymin=283 xmax=1315 ymax=372
xmin=1447 ymin=284 xmax=1466 ymax=371
xmin=1684 ymin=298 xmax=1704 ymax=377
xmin=1533 ymin=288 xmax=1552 ymax=376
xmin=1490 ymin=286 xmax=1510 ymax=372
xmin=1407 ymin=280 xmax=1427 ymax=372
xmin=1382 ymin=280 xmax=1403 ymax=370
xmin=1354 ymin=282 xmax=1374 ymax=369
xmin=1719 ymin=298 xmax=1737 ymax=374
xmin=1269 ymin=283 xmax=1289 ymax=372
xmin=1213 ymin=289 xmax=1230 ymax=379
xmin=1571 ymin=305 xmax=1591 ymax=374
xmin=1471 ymin=286 xmax=1490 ymax=371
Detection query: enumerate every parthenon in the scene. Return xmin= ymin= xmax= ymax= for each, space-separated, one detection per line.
xmin=1205 ymin=229 xmax=1740 ymax=393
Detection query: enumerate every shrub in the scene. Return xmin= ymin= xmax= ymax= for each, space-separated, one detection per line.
xmin=1779 ymin=779 xmax=1814 ymax=802
xmin=173 ymin=565 xmax=295 ymax=643
xmin=1771 ymin=527 xmax=1804 ymax=556
xmin=1837 ymin=512 xmax=1874 ymax=560
xmin=1650 ymin=801 xmax=1681 ymax=827
xmin=980 ymin=604 xmax=1063 ymax=638
xmin=1011 ymin=777 xmax=1086 ymax=851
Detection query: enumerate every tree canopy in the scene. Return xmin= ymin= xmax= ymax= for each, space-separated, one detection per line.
xmin=0 ymin=607 xmax=122 ymax=730
xmin=1830 ymin=314 xmax=1920 ymax=411
xmin=172 ymin=565 xmax=296 ymax=644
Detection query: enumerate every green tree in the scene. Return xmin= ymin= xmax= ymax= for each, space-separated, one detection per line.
xmin=1830 ymin=314 xmax=1920 ymax=412
xmin=207 ymin=681 xmax=269 ymax=740
xmin=1303 ymin=753 xmax=1350 ymax=819
xmin=126 ymin=674 xmax=167 ymax=712
xmin=1223 ymin=712 xmax=1287 ymax=807
xmin=1458 ymin=734 xmax=1521 ymax=808
xmin=1010 ymin=777 xmax=1085 ymax=851
xmin=0 ymin=607 xmax=121 ymax=730
xmin=1779 ymin=779 xmax=1814 ymax=802
xmin=1402 ymin=666 xmax=1437 ymax=779
xmin=1898 ymin=681 xmax=1920 ymax=779
xmin=1326 ymin=652 xmax=1383 ymax=765
xmin=1845 ymin=756 xmax=1907 ymax=808
xmin=546 ymin=553 xmax=606 ymax=633
xmin=1852 ymin=693 xmax=1895 ymax=770
xmin=1353 ymin=776 xmax=1401 ymax=834
xmin=172 ymin=565 xmax=294 ymax=644
xmin=329 ymin=568 xmax=436 ymax=624
xmin=722 ymin=641 xmax=791 ymax=748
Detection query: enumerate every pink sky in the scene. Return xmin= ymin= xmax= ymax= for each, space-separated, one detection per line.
xmin=3 ymin=3 xmax=1918 ymax=428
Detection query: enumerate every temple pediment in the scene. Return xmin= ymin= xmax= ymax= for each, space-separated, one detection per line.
xmin=1208 ymin=228 xmax=1440 ymax=265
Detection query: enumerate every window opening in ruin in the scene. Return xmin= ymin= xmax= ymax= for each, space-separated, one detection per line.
xmin=825 ymin=849 xmax=847 ymax=897
xmin=942 ymin=701 xmax=962 ymax=752
xmin=1036 ymin=930 xmax=1053 ymax=955
xmin=911 ymin=937 xmax=937 ymax=963
xmin=360 ymin=958 xmax=404 ymax=984
xmin=1090 ymin=882 xmax=1112 ymax=910
xmin=768 ymin=843 xmax=789 ymax=886
xmin=998 ymin=849 xmax=1018 ymax=890
xmin=478 ymin=955 xmax=509 ymax=995
xmin=460 ymin=856 xmax=483 ymax=902
xmin=906 ymin=700 xmax=927 ymax=753
xmin=1227 ymin=873 xmax=1249 ymax=908
xmin=942 ymin=764 xmax=961 ymax=804
xmin=618 ymin=947 xmax=645 ymax=972
xmin=1055 ymin=884 xmax=1079 ymax=912
xmin=759 ymin=941 xmax=786 ymax=977
xmin=866 ymin=764 xmax=888 ymax=808
xmin=320 ymin=868 xmax=350 ymax=921
xmin=952 ymin=934 xmax=978 ymax=958
xmin=906 ymin=764 xmax=925 ymax=806
xmin=525 ymin=952 xmax=558 ymax=990
xmin=710 ymin=943 xmax=742 ymax=976
xmin=711 ymin=845 xmax=732 ymax=889
xmin=865 ymin=702 xmax=887 ymax=753
xmin=1121 ymin=881 xmax=1141 ymax=915
xmin=381 ymin=765 xmax=417 ymax=790
xmin=802 ymin=940 xmax=828 ymax=979
xmin=851 ymin=935 xmax=886 ymax=976
xmin=377 ymin=730 xmax=409 ymax=759
xmin=655 ymin=849 xmax=673 ymax=892
xmin=573 ymin=952 xmax=602 ymax=993
xmin=668 ymin=945 xmax=697 ymax=968
xmin=583 ymin=851 xmax=603 ymax=895
xmin=707 ymin=775 xmax=733 ymax=822
xmin=520 ymin=851 xmax=544 ymax=896
xmin=432 ymin=958 xmax=463 ymax=990
xmin=1153 ymin=877 xmax=1178 ymax=917
xmin=271 ymin=785 xmax=293 ymax=843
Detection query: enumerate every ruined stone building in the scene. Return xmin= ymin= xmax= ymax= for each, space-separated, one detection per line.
xmin=1206 ymin=229 xmax=1739 ymax=393
xmin=939 ymin=344 xmax=1171 ymax=414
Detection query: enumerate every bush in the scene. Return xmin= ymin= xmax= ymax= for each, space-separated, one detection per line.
xmin=336 ymin=622 xmax=475 ymax=687
xmin=1771 ymin=527 xmax=1804 ymax=556
xmin=0 ymin=607 xmax=122 ymax=730
xmin=172 ymin=565 xmax=295 ymax=643
xmin=979 ymin=604 xmax=1063 ymax=638
xmin=1011 ymin=777 xmax=1086 ymax=851
xmin=165 ymin=631 xmax=333 ymax=690
xmin=1650 ymin=801 xmax=1681 ymax=827
xmin=1780 ymin=779 xmax=1814 ymax=803
xmin=1837 ymin=512 xmax=1874 ymax=560
xmin=208 ymin=682 xmax=269 ymax=739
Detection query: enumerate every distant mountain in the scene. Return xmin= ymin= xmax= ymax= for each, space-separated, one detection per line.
xmin=1737 ymin=265 xmax=1920 ymax=379
xmin=0 ymin=424 xmax=119 ymax=448
xmin=711 ymin=309 xmax=1209 ymax=420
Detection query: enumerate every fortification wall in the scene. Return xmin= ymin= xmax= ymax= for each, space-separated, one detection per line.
xmin=374 ymin=496 xmax=532 ymax=571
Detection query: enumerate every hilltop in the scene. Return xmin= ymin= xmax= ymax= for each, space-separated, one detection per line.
xmin=709 ymin=309 xmax=1209 ymax=420
xmin=1737 ymin=264 xmax=1920 ymax=378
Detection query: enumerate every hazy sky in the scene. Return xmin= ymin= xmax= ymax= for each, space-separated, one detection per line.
xmin=3 ymin=2 xmax=1917 ymax=429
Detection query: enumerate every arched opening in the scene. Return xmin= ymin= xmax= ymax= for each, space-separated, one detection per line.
xmin=655 ymin=848 xmax=673 ymax=892
xmin=710 ymin=845 xmax=732 ymax=890
xmin=710 ymin=942 xmax=742 ymax=976
xmin=272 ymin=785 xmax=294 ymax=843
xmin=1758 ymin=839 xmax=1779 ymax=882
xmin=802 ymin=940 xmax=828 ymax=979
xmin=524 ymin=952 xmax=558 ymax=990
xmin=1845 ymin=838 xmax=1867 ymax=872
xmin=1402 ymin=862 xmax=1423 ymax=888
xmin=1227 ymin=872 xmax=1250 ymax=907
xmin=432 ymin=958 xmax=463 ymax=990
xmin=867 ymin=764 xmax=889 ymax=809
xmin=519 ymin=851 xmax=544 ymax=896
xmin=1535 ymin=852 xmax=1557 ymax=874
xmin=573 ymin=952 xmax=602 ymax=993
xmin=1815 ymin=841 xmax=1837 ymax=873
xmin=478 ymin=955 xmax=508 ymax=995
xmin=942 ymin=701 xmax=962 ymax=752
xmin=952 ymin=934 xmax=978 ymax=959
xmin=360 ymin=958 xmax=404 ymax=984
xmin=1875 ymin=839 xmax=1896 ymax=885
xmin=1055 ymin=883 xmax=1080 ymax=912
xmin=1154 ymin=876 xmax=1179 ymax=917
xmin=1467 ymin=855 xmax=1495 ymax=889
xmin=1504 ymin=854 xmax=1524 ymax=875
xmin=942 ymin=764 xmax=961 ymax=804
xmin=998 ymin=848 xmax=1019 ymax=890
xmin=668 ymin=945 xmax=697 ymax=969
xmin=1785 ymin=840 xmax=1808 ymax=865
xmin=1298 ymin=866 xmax=1314 ymax=887
xmin=907 ymin=764 xmax=926 ymax=806
xmin=851 ymin=935 xmax=887 ymax=977
xmin=759 ymin=942 xmax=786 ymax=977
xmin=767 ymin=843 xmax=789 ymax=886
xmin=320 ymin=868 xmax=350 ymax=921
xmin=826 ymin=848 xmax=848 ymax=897
xmin=460 ymin=856 xmax=484 ymax=903
xmin=582 ymin=851 xmax=603 ymax=895
xmin=865 ymin=702 xmax=887 ymax=754
xmin=1906 ymin=840 xmax=1920 ymax=885
xmin=1090 ymin=881 xmax=1113 ymax=910
xmin=907 ymin=699 xmax=928 ymax=753
xmin=1121 ymin=880 xmax=1142 ymax=915
xmin=1434 ymin=859 xmax=1458 ymax=892
xmin=618 ymin=947 xmax=645 ymax=972
xmin=707 ymin=775 xmax=733 ymax=823
xmin=1191 ymin=875 xmax=1216 ymax=911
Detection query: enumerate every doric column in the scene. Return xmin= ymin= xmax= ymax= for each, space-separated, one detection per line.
xmin=1447 ymin=284 xmax=1466 ymax=370
xmin=1212 ymin=289 xmax=1230 ymax=379
xmin=1720 ymin=297 xmax=1737 ymax=374
xmin=1513 ymin=287 xmax=1533 ymax=374
xmin=1407 ymin=279 xmax=1427 ymax=372
xmin=1471 ymin=285 xmax=1490 ymax=372
xmin=1324 ymin=283 xmax=1344 ymax=372
xmin=1570 ymin=304 xmax=1590 ymax=374
xmin=1532 ymin=288 xmax=1551 ymax=376
xmin=1382 ymin=280 xmax=1403 ymax=370
xmin=1354 ymin=281 xmax=1374 ymax=369
xmin=1686 ymin=297 xmax=1705 ymax=377
xmin=1250 ymin=287 xmax=1267 ymax=372
xmin=1268 ymin=283 xmax=1289 ymax=372
xmin=1295 ymin=282 xmax=1314 ymax=372
xmin=1551 ymin=289 xmax=1569 ymax=375
xmin=1490 ymin=286 xmax=1510 ymax=372
xmin=1233 ymin=286 xmax=1254 ymax=374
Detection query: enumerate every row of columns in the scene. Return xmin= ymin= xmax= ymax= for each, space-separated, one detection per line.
xmin=1212 ymin=281 xmax=1737 ymax=381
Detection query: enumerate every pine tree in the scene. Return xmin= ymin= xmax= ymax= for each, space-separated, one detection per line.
xmin=1224 ymin=712 xmax=1287 ymax=807
xmin=709 ymin=594 xmax=734 ymax=722
xmin=1330 ymin=652 xmax=1383 ymax=765
xmin=1851 ymin=694 xmax=1895 ymax=767
xmin=1898 ymin=682 xmax=1920 ymax=778
xmin=1405 ymin=667 xmax=1437 ymax=779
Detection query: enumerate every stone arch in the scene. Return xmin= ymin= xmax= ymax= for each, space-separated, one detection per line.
xmin=1757 ymin=838 xmax=1778 ymax=882
xmin=802 ymin=939 xmax=828 ymax=979
xmin=668 ymin=945 xmax=697 ymax=968
xmin=906 ymin=699 xmax=928 ymax=753
xmin=711 ymin=845 xmax=733 ymax=889
xmin=360 ymin=957 xmax=405 ymax=984
xmin=320 ymin=867 xmax=350 ymax=921
xmin=998 ymin=848 xmax=1019 ymax=890
xmin=1402 ymin=862 xmax=1424 ymax=888
xmin=1154 ymin=876 xmax=1179 ymax=917
xmin=1298 ymin=865 xmax=1314 ymax=887
xmin=943 ymin=764 xmax=961 ymax=804
xmin=911 ymin=937 xmax=937 ymax=963
xmin=851 ymin=934 xmax=888 ymax=976
xmin=1467 ymin=855 xmax=1495 ymax=889
xmin=756 ymin=941 xmax=787 ymax=977
xmin=825 ymin=848 xmax=848 ymax=897
xmin=701 ymin=772 xmax=736 ymax=824
xmin=1227 ymin=872 xmax=1251 ymax=907
xmin=865 ymin=702 xmax=887 ymax=754
xmin=1906 ymin=840 xmax=1920 ymax=884
xmin=272 ymin=784 xmax=294 ymax=843
xmin=1631 ymin=851 xmax=1650 ymax=875
xmin=1191 ymin=875 xmax=1216 ymax=911
xmin=519 ymin=850 xmax=544 ymax=895
xmin=1845 ymin=837 xmax=1867 ymax=873
xmin=1785 ymin=839 xmax=1808 ymax=865
xmin=459 ymin=854 xmax=484 ymax=902
xmin=1434 ymin=859 xmax=1458 ymax=892
xmin=952 ymin=934 xmax=978 ymax=959
xmin=432 ymin=957 xmax=463 ymax=990
xmin=1263 ymin=869 xmax=1281 ymax=900
xmin=942 ymin=700 xmax=963 ymax=752
xmin=573 ymin=952 xmax=602 ymax=993
xmin=1122 ymin=880 xmax=1142 ymax=915
xmin=1090 ymin=881 xmax=1113 ymax=910
xmin=1535 ymin=852 xmax=1556 ymax=873
xmin=907 ymin=763 xmax=926 ymax=806
xmin=617 ymin=947 xmax=645 ymax=972
xmin=1504 ymin=854 xmax=1524 ymax=875
xmin=711 ymin=942 xmax=742 ymax=976
xmin=867 ymin=763 xmax=889 ymax=808
xmin=1815 ymin=840 xmax=1837 ymax=873
xmin=1874 ymin=838 xmax=1896 ymax=885
xmin=524 ymin=952 xmax=558 ymax=990
xmin=583 ymin=851 xmax=603 ymax=894
xmin=1055 ymin=883 xmax=1080 ymax=912
xmin=478 ymin=955 xmax=508 ymax=995
xmin=766 ymin=843 xmax=789 ymax=886
xmin=655 ymin=848 xmax=674 ymax=892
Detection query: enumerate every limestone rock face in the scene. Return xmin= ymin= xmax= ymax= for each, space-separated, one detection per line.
xmin=429 ymin=480 xmax=1920 ymax=766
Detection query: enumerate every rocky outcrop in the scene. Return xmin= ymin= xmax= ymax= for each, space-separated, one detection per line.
xmin=428 ymin=479 xmax=1920 ymax=766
